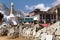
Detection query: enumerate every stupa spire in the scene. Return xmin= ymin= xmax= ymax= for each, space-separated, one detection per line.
xmin=10 ymin=2 xmax=14 ymax=14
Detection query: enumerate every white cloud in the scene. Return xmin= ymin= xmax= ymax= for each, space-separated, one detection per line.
xmin=25 ymin=4 xmax=50 ymax=11
xmin=34 ymin=4 xmax=50 ymax=11
xmin=52 ymin=0 xmax=60 ymax=6
xmin=23 ymin=12 xmax=29 ymax=16
xmin=25 ymin=5 xmax=34 ymax=10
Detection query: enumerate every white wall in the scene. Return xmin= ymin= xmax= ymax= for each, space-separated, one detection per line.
xmin=33 ymin=15 xmax=40 ymax=21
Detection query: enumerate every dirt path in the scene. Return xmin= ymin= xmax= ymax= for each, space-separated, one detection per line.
xmin=0 ymin=36 xmax=28 ymax=40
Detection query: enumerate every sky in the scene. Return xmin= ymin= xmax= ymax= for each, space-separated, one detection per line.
xmin=0 ymin=0 xmax=60 ymax=12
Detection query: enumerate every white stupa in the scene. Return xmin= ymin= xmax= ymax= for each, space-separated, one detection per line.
xmin=7 ymin=2 xmax=15 ymax=18
xmin=7 ymin=2 xmax=17 ymax=25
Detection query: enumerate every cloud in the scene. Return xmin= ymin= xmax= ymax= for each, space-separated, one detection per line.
xmin=23 ymin=12 xmax=29 ymax=16
xmin=52 ymin=0 xmax=60 ymax=6
xmin=25 ymin=4 xmax=50 ymax=11
xmin=25 ymin=5 xmax=35 ymax=10
xmin=22 ymin=11 xmax=29 ymax=16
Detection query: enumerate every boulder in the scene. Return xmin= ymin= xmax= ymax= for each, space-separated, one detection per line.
xmin=7 ymin=27 xmax=19 ymax=38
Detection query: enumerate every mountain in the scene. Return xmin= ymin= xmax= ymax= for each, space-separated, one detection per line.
xmin=16 ymin=10 xmax=24 ymax=19
xmin=0 ymin=3 xmax=24 ymax=16
xmin=0 ymin=3 xmax=25 ymax=24
xmin=47 ymin=4 xmax=60 ymax=13
xmin=0 ymin=3 xmax=10 ymax=16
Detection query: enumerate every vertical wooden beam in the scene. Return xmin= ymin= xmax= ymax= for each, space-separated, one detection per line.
xmin=39 ymin=16 xmax=41 ymax=21
xmin=44 ymin=14 xmax=46 ymax=23
xmin=50 ymin=14 xmax=51 ymax=22
xmin=53 ymin=14 xmax=54 ymax=23
xmin=42 ymin=14 xmax=43 ymax=22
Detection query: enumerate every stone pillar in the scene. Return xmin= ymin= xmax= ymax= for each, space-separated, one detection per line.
xmin=55 ymin=9 xmax=58 ymax=21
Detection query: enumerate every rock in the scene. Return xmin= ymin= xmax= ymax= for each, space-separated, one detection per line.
xmin=0 ymin=28 xmax=8 ymax=36
xmin=55 ymin=28 xmax=60 ymax=35
xmin=7 ymin=27 xmax=19 ymax=38
xmin=55 ymin=36 xmax=60 ymax=40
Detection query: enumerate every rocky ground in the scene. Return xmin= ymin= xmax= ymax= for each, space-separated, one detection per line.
xmin=0 ymin=21 xmax=60 ymax=40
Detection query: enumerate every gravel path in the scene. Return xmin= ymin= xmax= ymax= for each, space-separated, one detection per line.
xmin=0 ymin=36 xmax=28 ymax=40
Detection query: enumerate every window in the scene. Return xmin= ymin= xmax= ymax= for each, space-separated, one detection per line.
xmin=46 ymin=14 xmax=50 ymax=19
xmin=25 ymin=18 xmax=27 ymax=20
xmin=50 ymin=15 xmax=53 ymax=19
xmin=43 ymin=14 xmax=46 ymax=19
xmin=54 ymin=15 xmax=56 ymax=19
xmin=40 ymin=15 xmax=42 ymax=19
xmin=27 ymin=18 xmax=30 ymax=20
xmin=30 ymin=18 xmax=33 ymax=20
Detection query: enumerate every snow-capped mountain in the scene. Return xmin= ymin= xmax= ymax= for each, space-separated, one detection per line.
xmin=0 ymin=3 xmax=10 ymax=16
xmin=16 ymin=10 xmax=24 ymax=19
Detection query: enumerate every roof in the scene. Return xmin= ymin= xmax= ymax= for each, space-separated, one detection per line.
xmin=40 ymin=23 xmax=48 ymax=27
